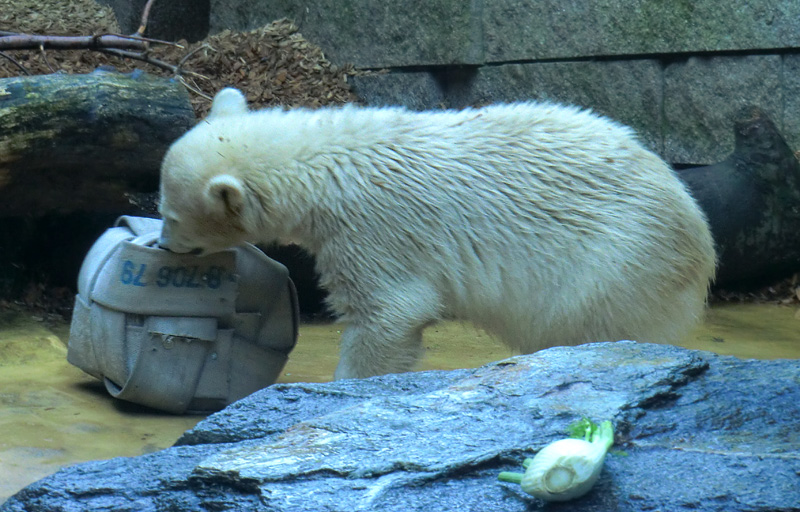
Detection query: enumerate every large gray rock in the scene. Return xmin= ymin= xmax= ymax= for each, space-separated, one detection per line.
xmin=3 ymin=342 xmax=799 ymax=511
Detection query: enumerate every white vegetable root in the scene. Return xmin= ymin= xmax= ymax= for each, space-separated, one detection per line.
xmin=499 ymin=419 xmax=614 ymax=502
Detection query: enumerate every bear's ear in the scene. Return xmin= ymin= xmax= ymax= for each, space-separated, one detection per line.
xmin=205 ymin=174 xmax=246 ymax=216
xmin=208 ymin=88 xmax=248 ymax=119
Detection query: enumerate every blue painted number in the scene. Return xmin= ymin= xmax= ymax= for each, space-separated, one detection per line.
xmin=155 ymin=265 xmax=224 ymax=289
xmin=121 ymin=260 xmax=225 ymax=289
xmin=120 ymin=260 xmax=147 ymax=287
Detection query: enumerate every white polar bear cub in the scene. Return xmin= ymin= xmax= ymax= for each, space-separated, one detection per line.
xmin=159 ymin=88 xmax=716 ymax=380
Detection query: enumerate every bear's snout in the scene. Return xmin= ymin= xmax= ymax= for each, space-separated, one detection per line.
xmin=157 ymin=221 xmax=174 ymax=251
xmin=157 ymin=222 xmax=201 ymax=254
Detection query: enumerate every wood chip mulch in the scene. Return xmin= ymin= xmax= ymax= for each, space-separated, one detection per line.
xmin=1 ymin=0 xmax=362 ymax=118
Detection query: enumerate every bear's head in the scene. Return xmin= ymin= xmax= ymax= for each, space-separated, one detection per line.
xmin=158 ymin=88 xmax=255 ymax=255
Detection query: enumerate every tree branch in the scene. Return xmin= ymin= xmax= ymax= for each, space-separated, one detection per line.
xmin=0 ymin=34 xmax=149 ymax=52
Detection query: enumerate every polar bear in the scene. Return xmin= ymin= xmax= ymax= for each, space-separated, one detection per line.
xmin=159 ymin=87 xmax=716 ymax=380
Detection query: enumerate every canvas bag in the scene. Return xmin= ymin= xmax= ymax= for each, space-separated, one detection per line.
xmin=67 ymin=216 xmax=298 ymax=413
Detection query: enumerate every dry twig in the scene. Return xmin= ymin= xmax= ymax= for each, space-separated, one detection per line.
xmin=0 ymin=51 xmax=29 ymax=75
xmin=135 ymin=0 xmax=157 ymax=37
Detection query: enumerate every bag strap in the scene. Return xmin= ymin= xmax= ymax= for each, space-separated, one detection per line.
xmin=115 ymin=215 xmax=163 ymax=237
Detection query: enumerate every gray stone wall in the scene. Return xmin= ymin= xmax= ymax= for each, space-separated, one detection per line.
xmin=210 ymin=0 xmax=800 ymax=165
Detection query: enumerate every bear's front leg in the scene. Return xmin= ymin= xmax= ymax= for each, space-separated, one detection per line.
xmin=331 ymin=282 xmax=442 ymax=380
xmin=334 ymin=322 xmax=425 ymax=379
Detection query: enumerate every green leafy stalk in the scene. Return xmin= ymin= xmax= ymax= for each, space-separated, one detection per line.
xmin=498 ymin=457 xmax=535 ymax=483
xmin=591 ymin=420 xmax=614 ymax=451
xmin=497 ymin=471 xmax=523 ymax=484
xmin=567 ymin=417 xmax=597 ymax=441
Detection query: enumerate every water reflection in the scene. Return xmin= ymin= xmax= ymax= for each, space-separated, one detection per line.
xmin=680 ymin=303 xmax=800 ymax=359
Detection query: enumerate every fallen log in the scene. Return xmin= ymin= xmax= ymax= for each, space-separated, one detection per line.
xmin=678 ymin=107 xmax=800 ymax=288
xmin=0 ymin=69 xmax=195 ymax=217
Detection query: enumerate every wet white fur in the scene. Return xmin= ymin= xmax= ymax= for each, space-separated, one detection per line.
xmin=159 ymin=88 xmax=716 ymax=379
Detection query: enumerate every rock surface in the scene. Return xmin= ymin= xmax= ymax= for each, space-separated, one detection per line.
xmin=3 ymin=341 xmax=799 ymax=511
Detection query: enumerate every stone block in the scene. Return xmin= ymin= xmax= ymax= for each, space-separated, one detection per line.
xmin=485 ymin=0 xmax=800 ymax=62
xmin=781 ymin=55 xmax=800 ymax=153
xmin=349 ymin=71 xmax=446 ymax=110
xmin=664 ymin=55 xmax=782 ymax=164
xmin=447 ymin=60 xmax=664 ymax=155
xmin=210 ymin=0 xmax=482 ymax=68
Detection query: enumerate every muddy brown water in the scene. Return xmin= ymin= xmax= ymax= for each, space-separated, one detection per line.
xmin=2 ymin=303 xmax=799 ymax=502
